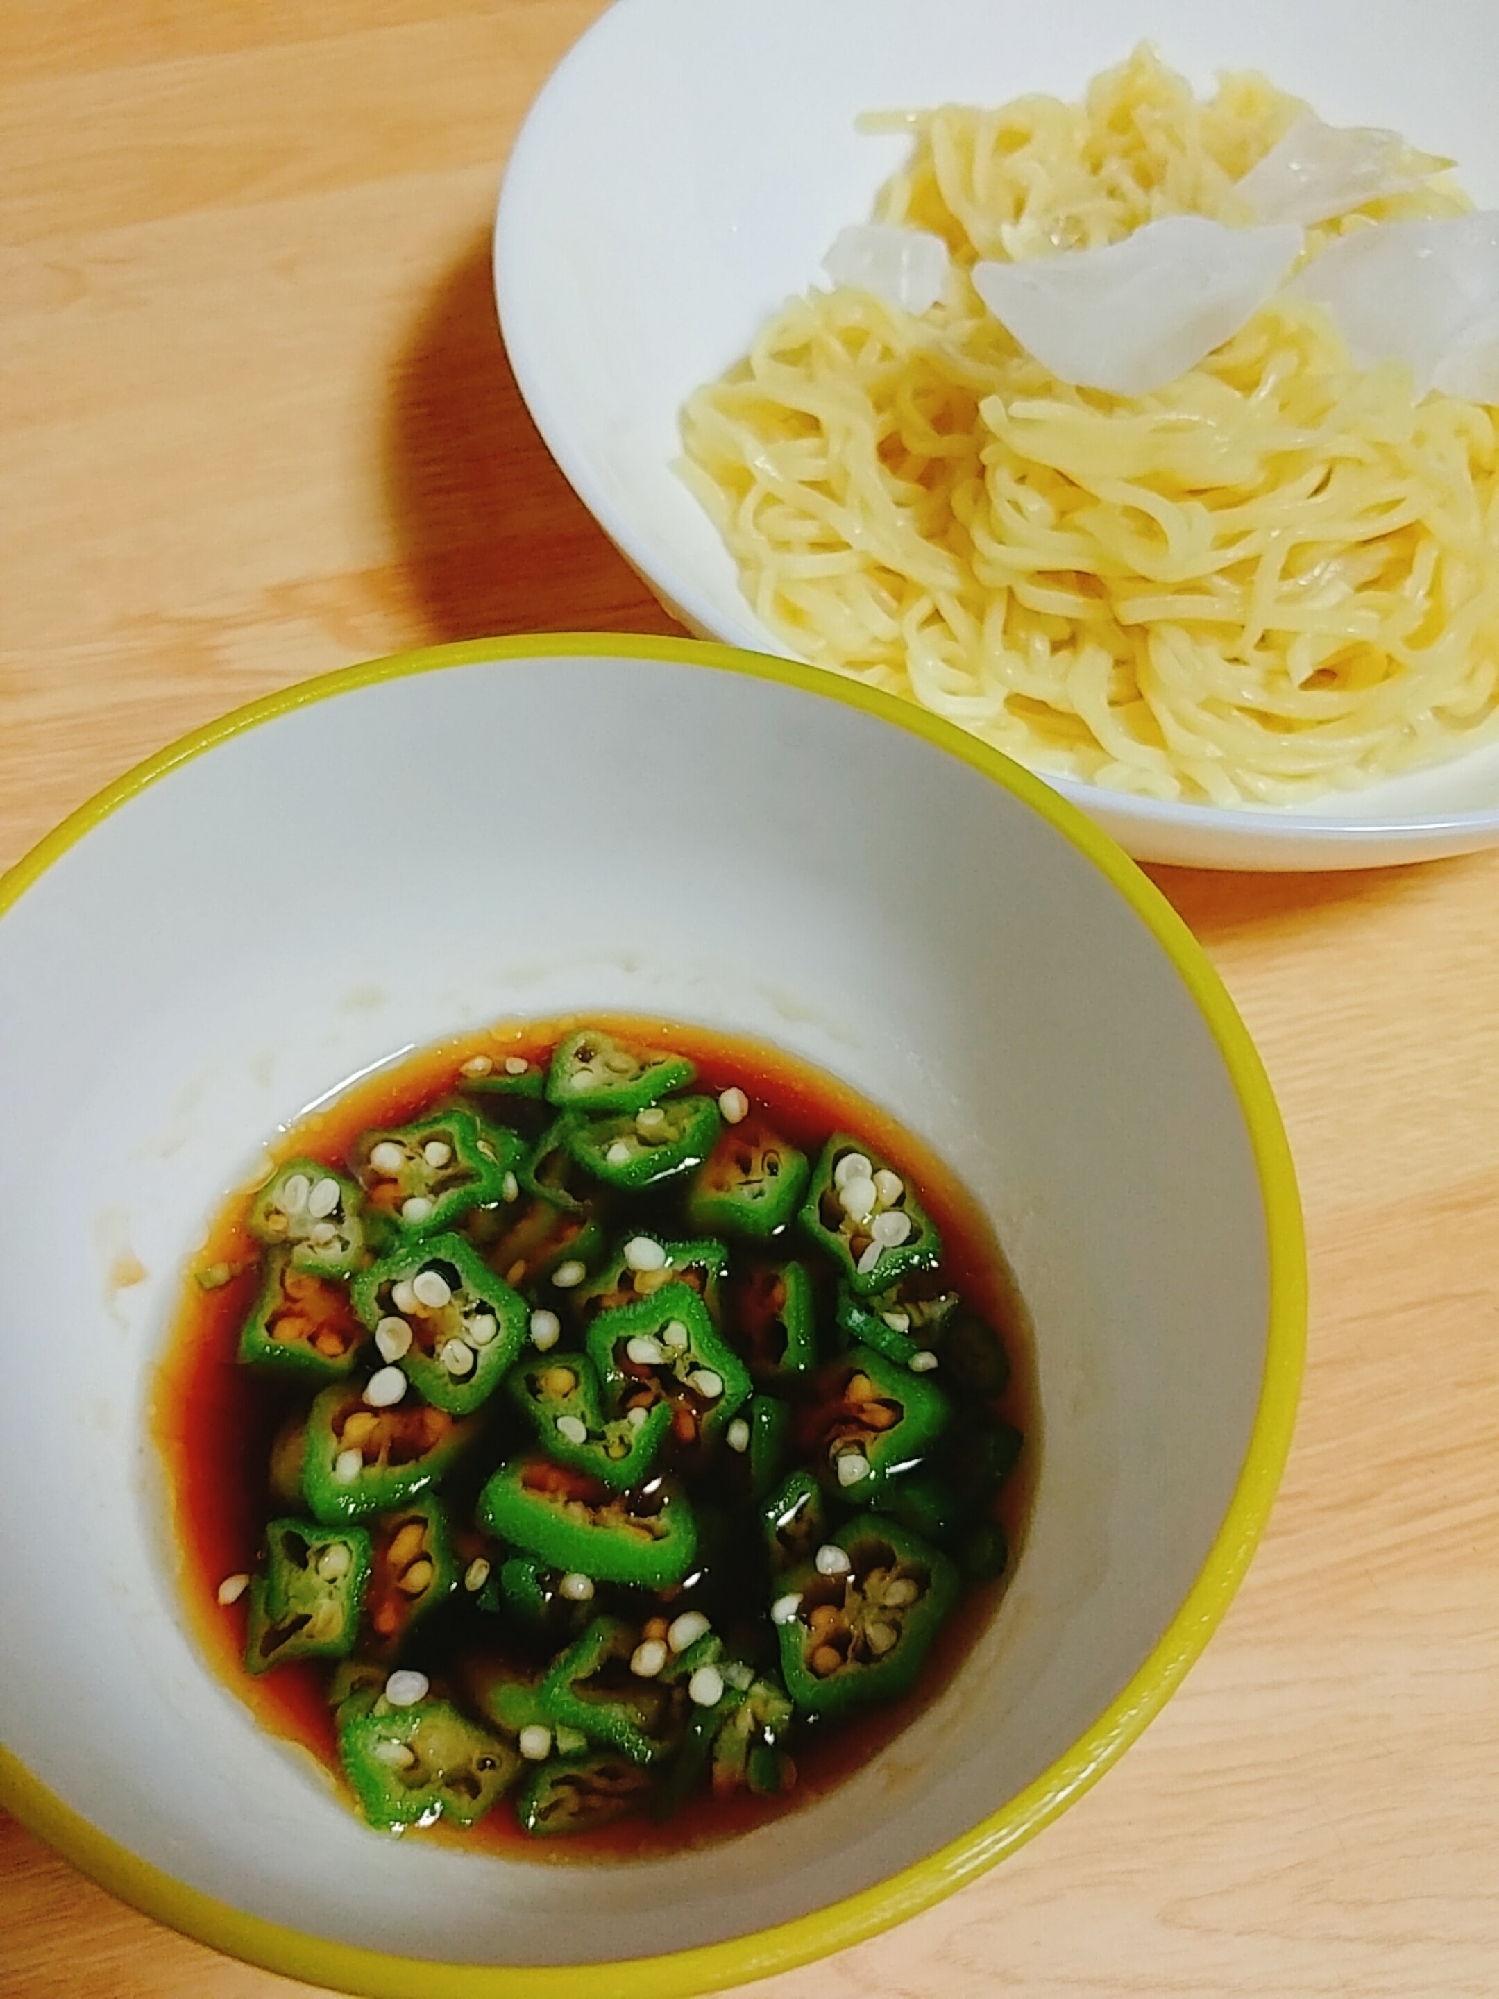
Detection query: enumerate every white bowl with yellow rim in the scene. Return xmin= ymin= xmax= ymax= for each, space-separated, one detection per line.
xmin=495 ymin=0 xmax=1499 ymax=871
xmin=0 ymin=635 xmax=1302 ymax=1995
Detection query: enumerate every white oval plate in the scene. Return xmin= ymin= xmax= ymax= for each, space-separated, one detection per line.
xmin=495 ymin=0 xmax=1499 ymax=871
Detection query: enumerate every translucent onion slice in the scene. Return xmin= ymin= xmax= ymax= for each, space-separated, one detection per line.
xmin=971 ymin=217 xmax=1302 ymax=396
xmin=822 ymin=223 xmax=950 ymax=314
xmin=1236 ymin=114 xmax=1455 ymax=227
xmin=1290 ymin=212 xmax=1499 ymax=397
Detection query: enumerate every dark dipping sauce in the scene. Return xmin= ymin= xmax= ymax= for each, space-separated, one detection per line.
xmin=154 ymin=1016 xmax=1036 ymax=1861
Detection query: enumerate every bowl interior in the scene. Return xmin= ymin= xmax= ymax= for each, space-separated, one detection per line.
xmin=495 ymin=0 xmax=1499 ymax=868
xmin=0 ymin=644 xmax=1274 ymax=1966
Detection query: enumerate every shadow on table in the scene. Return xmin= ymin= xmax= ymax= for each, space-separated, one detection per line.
xmin=381 ymin=225 xmax=683 ymax=645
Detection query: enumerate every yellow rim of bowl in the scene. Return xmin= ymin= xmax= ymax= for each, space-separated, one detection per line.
xmin=0 ymin=633 xmax=1306 ymax=1999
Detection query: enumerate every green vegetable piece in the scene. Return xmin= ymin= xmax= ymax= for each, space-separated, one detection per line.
xmin=301 ymin=1381 xmax=478 ymax=1526
xmin=516 ymin=1748 xmax=655 ymax=1835
xmin=349 ymin=1109 xmax=517 ymax=1239
xmin=327 ymin=1657 xmax=387 ymax=1718
xmin=748 ymin=1393 xmax=791 ymax=1500
xmin=937 ymin=1309 xmax=1012 ymax=1398
xmin=731 ymin=1260 xmax=818 ymax=1382
xmin=587 ymin=1281 xmax=751 ymax=1449
xmin=237 ymin=1250 xmax=365 ymax=1381
xmin=352 ymin=1232 xmax=527 ymax=1416
xmin=651 ymin=1673 xmax=748 ymax=1821
xmin=835 ymin=1281 xmax=959 ymax=1367
xmin=575 ymin=1236 xmax=727 ymax=1326
xmin=775 ymin=1515 xmax=958 ymax=1720
xmin=948 ymin=1416 xmax=1023 ymax=1508
xmin=870 ymin=1469 xmax=973 ymax=1548
xmin=540 ymin=1617 xmax=688 ymax=1766
xmin=247 ymin=1160 xmax=364 ymax=1277
xmin=958 ymin=1519 xmax=1009 ymax=1584
xmin=809 ymin=1344 xmax=950 ymax=1501
xmin=505 ymin=1349 xmax=672 ymax=1490
xmin=487 ymin=1196 xmax=602 ymax=1290
xmin=562 ymin=1095 xmax=721 ymax=1193
xmin=710 ymin=1675 xmax=794 ymax=1801
xmin=476 ymin=1456 xmax=698 ymax=1588
xmin=760 ymin=1469 xmax=829 ymax=1575
xmin=546 ymin=1029 xmax=695 ymax=1113
xmin=799 ymin=1135 xmax=941 ymax=1297
xmin=461 ymin=1054 xmax=547 ymax=1100
xmin=339 ymin=1699 xmax=520 ymax=1831
xmin=364 ymin=1494 xmax=459 ymax=1656
xmin=686 ymin=1122 xmax=809 ymax=1238
xmin=518 ymin=1115 xmax=594 ymax=1212
xmin=245 ymin=1518 xmax=372 ymax=1674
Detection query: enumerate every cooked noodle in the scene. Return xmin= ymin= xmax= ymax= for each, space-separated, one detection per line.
xmin=679 ymin=48 xmax=1499 ymax=804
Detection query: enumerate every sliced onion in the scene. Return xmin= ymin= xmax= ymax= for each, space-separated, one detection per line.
xmin=1236 ymin=114 xmax=1455 ymax=228
xmin=822 ymin=223 xmax=950 ymax=314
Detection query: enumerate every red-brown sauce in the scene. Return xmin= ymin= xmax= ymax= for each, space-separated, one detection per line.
xmin=153 ymin=1016 xmax=1037 ymax=1861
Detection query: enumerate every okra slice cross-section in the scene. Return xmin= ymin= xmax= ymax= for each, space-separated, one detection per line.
xmin=237 ymin=1249 xmax=365 ymax=1380
xmin=338 ymin=1698 xmax=520 ymax=1831
xmin=248 ymin=1160 xmax=364 ymax=1277
xmin=586 ymin=1281 xmax=751 ymax=1448
xmin=516 ymin=1748 xmax=654 ymax=1836
xmin=505 ymin=1350 xmax=672 ymax=1491
xmin=730 ymin=1260 xmax=819 ymax=1382
xmin=774 ymin=1515 xmax=959 ymax=1720
xmin=546 ymin=1029 xmax=695 ymax=1113
xmin=476 ymin=1455 xmax=698 ymax=1588
xmin=562 ymin=1095 xmax=721 ymax=1193
xmin=799 ymin=1135 xmax=941 ymax=1296
xmin=352 ymin=1232 xmax=527 ymax=1416
xmin=803 ymin=1343 xmax=951 ymax=1500
xmin=302 ymin=1382 xmax=479 ymax=1525
xmin=539 ymin=1616 xmax=690 ymax=1766
xmin=349 ymin=1109 xmax=518 ymax=1238
xmin=686 ymin=1122 xmax=810 ymax=1239
xmin=363 ymin=1493 xmax=459 ymax=1656
xmin=575 ymin=1235 xmax=727 ymax=1325
xmin=245 ymin=1517 xmax=372 ymax=1674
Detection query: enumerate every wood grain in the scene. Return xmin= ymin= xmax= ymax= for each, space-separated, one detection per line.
xmin=2 ymin=5 xmax=1496 ymax=1995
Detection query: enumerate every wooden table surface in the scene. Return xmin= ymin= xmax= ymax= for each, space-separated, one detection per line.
xmin=3 ymin=5 xmax=1496 ymax=1995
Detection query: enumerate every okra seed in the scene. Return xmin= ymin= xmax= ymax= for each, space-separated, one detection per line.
xmin=569 ymin=1072 xmax=597 ymax=1092
xmin=422 ymin=1140 xmax=452 ymax=1169
xmin=364 ymin=1365 xmax=408 ymax=1409
xmin=334 ymin=1448 xmax=363 ymax=1484
xmin=908 ymin=1349 xmax=939 ymax=1373
xmin=667 ymin=1610 xmax=710 ymax=1653
xmin=440 ymin=1340 xmax=475 ymax=1377
xmin=606 ymin=1140 xmax=633 ymax=1166
xmin=770 ymin=1592 xmax=802 ymax=1626
xmin=874 ymin=1169 xmax=905 ymax=1206
xmin=412 ymin=1269 xmax=451 ymax=1309
xmin=316 ymin=1542 xmax=352 ymax=1581
xmin=280 ymin=1173 xmax=311 ymax=1215
xmin=623 ymin=1236 xmax=667 ymax=1272
xmin=369 ymin=1141 xmax=406 ymax=1174
xmin=834 ymin=1152 xmax=872 ymax=1190
xmin=529 ymin=1309 xmax=561 ymax=1350
xmin=882 ymin=1310 xmax=911 ymax=1333
xmin=836 ymin=1451 xmax=871 ymax=1487
xmin=634 ymin=1107 xmax=667 ymax=1134
xmin=555 ymin=1415 xmax=588 ymax=1446
xmin=723 ymin=1661 xmax=755 ymax=1692
xmin=518 ymin=1724 xmax=552 ymax=1761
xmin=375 ymin=1316 xmax=412 ymax=1362
xmin=216 ymin=1573 xmax=250 ymax=1606
xmin=552 ymin=1260 xmax=586 ymax=1288
xmin=309 ymin=1221 xmax=338 ymax=1247
xmin=373 ymin=1739 xmax=417 ymax=1770
xmin=558 ymin=1572 xmax=594 ymax=1602
xmin=662 ymin=1320 xmax=690 ymax=1351
xmin=856 ymin=1240 xmax=884 ymax=1276
xmin=626 ymin=1335 xmax=666 ymax=1366
xmin=461 ymin=1055 xmax=493 ymax=1077
xmin=392 ymin=1279 xmax=419 ymax=1315
xmin=555 ymin=1726 xmax=587 ymax=1755
xmin=399 ymin=1558 xmax=435 ymax=1597
xmin=464 ymin=1557 xmax=491 ymax=1593
xmin=838 ymin=1174 xmax=878 ymax=1221
xmin=388 ymin=1523 xmax=426 ymax=1568
xmin=504 ymin=1056 xmax=529 ymax=1075
xmin=871 ymin=1210 xmax=912 ymax=1247
xmin=401 ymin=1196 xmax=435 ymax=1224
xmin=630 ymin=1639 xmax=668 ymax=1678
xmin=884 ymin=1578 xmax=918 ymax=1607
xmin=501 ymin=1171 xmax=519 ymax=1202
xmin=811 ymin=1644 xmax=843 ymax=1677
xmin=815 ymin=1544 xmax=853 ymax=1577
xmin=384 ymin=1669 xmax=429 ymax=1709
xmin=865 ymin=1621 xmax=899 ymax=1655
xmin=718 ymin=1086 xmax=749 ymax=1124
xmin=626 ymin=1405 xmax=650 ymax=1429
xmin=308 ymin=1176 xmax=342 ymax=1219
xmin=466 ymin=1313 xmax=497 ymax=1346
xmin=725 ymin=1418 xmax=750 ymax=1453
xmin=689 ymin=1369 xmax=723 ymax=1400
xmin=688 ymin=1665 xmax=725 ymax=1708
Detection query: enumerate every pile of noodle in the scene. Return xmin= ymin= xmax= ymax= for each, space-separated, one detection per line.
xmin=678 ymin=48 xmax=1499 ymax=805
